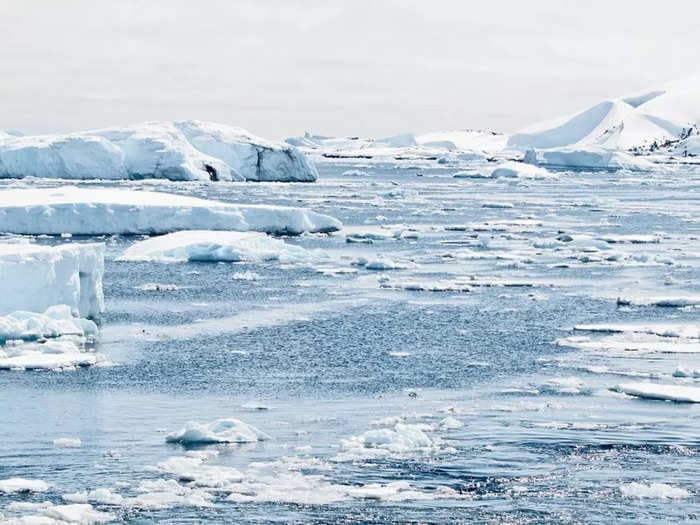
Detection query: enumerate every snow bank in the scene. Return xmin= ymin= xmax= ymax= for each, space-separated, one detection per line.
xmin=0 ymin=120 xmax=318 ymax=182
xmin=165 ymin=418 xmax=269 ymax=444
xmin=0 ymin=186 xmax=341 ymax=235
xmin=614 ymin=382 xmax=700 ymax=403
xmin=119 ymin=230 xmax=326 ymax=264
xmin=0 ymin=243 xmax=104 ymax=318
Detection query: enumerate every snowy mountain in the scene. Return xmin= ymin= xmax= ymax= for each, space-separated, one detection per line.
xmin=0 ymin=121 xmax=318 ymax=182
xmin=508 ymin=77 xmax=700 ymax=154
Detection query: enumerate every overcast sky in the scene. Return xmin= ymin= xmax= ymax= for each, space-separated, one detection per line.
xmin=1 ymin=0 xmax=698 ymax=139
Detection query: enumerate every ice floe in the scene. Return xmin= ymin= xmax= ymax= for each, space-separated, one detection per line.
xmin=337 ymin=423 xmax=443 ymax=460
xmin=165 ymin=418 xmax=269 ymax=445
xmin=119 ymin=230 xmax=326 ymax=264
xmin=490 ymin=160 xmax=553 ymax=179
xmin=613 ymin=382 xmax=700 ymax=403
xmin=52 ymin=437 xmax=82 ymax=449
xmin=0 ymin=478 xmax=49 ymax=493
xmin=0 ymin=186 xmax=341 ymax=235
xmin=2 ymin=502 xmax=116 ymax=523
xmin=619 ymin=482 xmax=690 ymax=499
xmin=0 ymin=120 xmax=318 ymax=182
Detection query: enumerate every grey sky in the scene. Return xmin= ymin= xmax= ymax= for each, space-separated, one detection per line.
xmin=1 ymin=0 xmax=698 ymax=139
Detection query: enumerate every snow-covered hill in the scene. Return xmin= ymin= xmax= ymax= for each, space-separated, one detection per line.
xmin=0 ymin=121 xmax=318 ymax=182
xmin=508 ymin=77 xmax=700 ymax=154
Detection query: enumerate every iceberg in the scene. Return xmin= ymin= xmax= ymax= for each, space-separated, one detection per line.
xmin=119 ymin=230 xmax=327 ymax=263
xmin=0 ymin=243 xmax=104 ymax=318
xmin=0 ymin=186 xmax=341 ymax=235
xmin=0 ymin=120 xmax=318 ymax=182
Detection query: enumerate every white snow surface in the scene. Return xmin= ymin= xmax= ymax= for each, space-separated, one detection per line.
xmin=0 ymin=243 xmax=104 ymax=318
xmin=0 ymin=186 xmax=341 ymax=235
xmin=165 ymin=418 xmax=269 ymax=444
xmin=0 ymin=120 xmax=318 ymax=182
xmin=119 ymin=230 xmax=326 ymax=264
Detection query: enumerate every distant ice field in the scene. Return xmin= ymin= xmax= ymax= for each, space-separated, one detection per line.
xmin=1 ymin=160 xmax=699 ymax=523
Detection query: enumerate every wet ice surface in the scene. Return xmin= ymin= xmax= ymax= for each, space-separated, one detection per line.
xmin=1 ymin=162 xmax=700 ymax=523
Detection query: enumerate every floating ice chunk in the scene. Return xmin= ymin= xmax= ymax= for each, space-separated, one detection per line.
xmin=0 ymin=305 xmax=97 ymax=343
xmin=0 ymin=187 xmax=342 ymax=236
xmin=231 ymin=271 xmax=260 ymax=281
xmin=620 ymin=482 xmax=690 ymax=499
xmin=481 ymin=201 xmax=514 ymax=209
xmin=438 ymin=416 xmax=464 ymax=429
xmin=613 ymin=382 xmax=700 ymax=403
xmin=0 ymin=478 xmax=49 ymax=493
xmin=338 ymin=423 xmax=440 ymax=459
xmin=490 ymin=161 xmax=552 ymax=179
xmin=616 ymin=294 xmax=700 ymax=308
xmin=672 ymin=365 xmax=700 ymax=378
xmin=353 ymin=256 xmax=410 ymax=271
xmin=127 ymin=478 xmax=215 ymax=509
xmin=53 ymin=437 xmax=82 ymax=449
xmin=165 ymin=418 xmax=269 ymax=445
xmin=527 ymin=146 xmax=655 ymax=171
xmin=63 ymin=488 xmax=124 ymax=506
xmin=137 ymin=283 xmax=178 ymax=292
xmin=0 ymin=338 xmax=101 ymax=371
xmin=119 ymin=231 xmax=326 ymax=264
xmin=39 ymin=503 xmax=115 ymax=523
xmin=341 ymin=169 xmax=369 ymax=177
xmin=0 ymin=243 xmax=104 ymax=319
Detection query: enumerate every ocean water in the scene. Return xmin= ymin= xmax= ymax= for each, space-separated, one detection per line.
xmin=1 ymin=162 xmax=699 ymax=523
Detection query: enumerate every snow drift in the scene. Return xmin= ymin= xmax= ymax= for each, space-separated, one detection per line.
xmin=0 ymin=120 xmax=318 ymax=182
xmin=0 ymin=187 xmax=342 ymax=235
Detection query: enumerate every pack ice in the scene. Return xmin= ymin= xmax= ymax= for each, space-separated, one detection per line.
xmin=0 ymin=186 xmax=342 ymax=235
xmin=0 ymin=120 xmax=318 ymax=182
